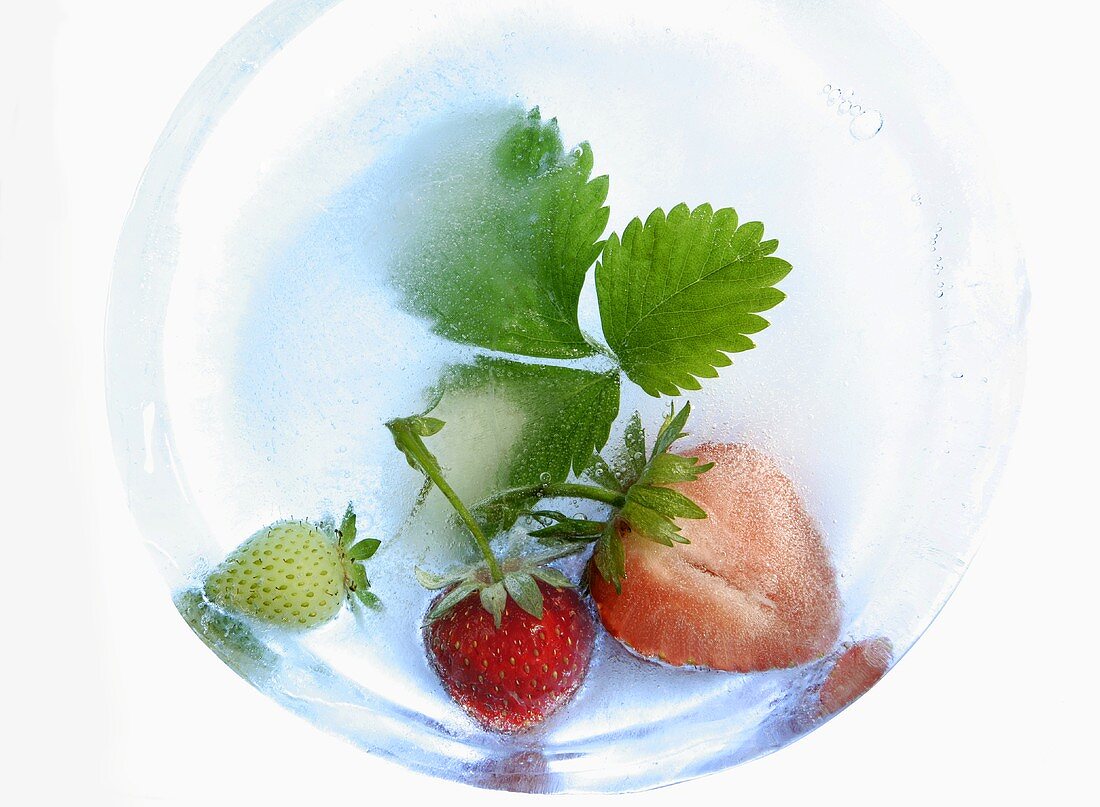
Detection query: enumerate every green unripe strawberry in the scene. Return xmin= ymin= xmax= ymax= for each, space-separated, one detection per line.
xmin=205 ymin=507 xmax=380 ymax=630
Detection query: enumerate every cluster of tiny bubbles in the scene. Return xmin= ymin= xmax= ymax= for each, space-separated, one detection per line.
xmin=932 ymin=226 xmax=944 ymax=274
xmin=539 ymin=471 xmax=552 ymax=484
xmin=822 ymin=83 xmax=884 ymax=141
xmin=929 ymin=223 xmax=947 ymax=297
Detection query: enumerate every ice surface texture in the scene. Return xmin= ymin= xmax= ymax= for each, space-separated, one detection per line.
xmin=106 ymin=0 xmax=1027 ymax=793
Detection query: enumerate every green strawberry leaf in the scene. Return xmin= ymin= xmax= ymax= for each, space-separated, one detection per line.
xmin=429 ymin=355 xmax=620 ymax=497
xmin=503 ymin=572 xmax=544 ymax=619
xmin=390 ymin=106 xmax=610 ymax=359
xmin=596 ymin=203 xmax=791 ymax=396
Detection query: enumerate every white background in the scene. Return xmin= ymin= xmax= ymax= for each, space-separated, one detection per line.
xmin=2 ymin=1 xmax=1096 ymax=803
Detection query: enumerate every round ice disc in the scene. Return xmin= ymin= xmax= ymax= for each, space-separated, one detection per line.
xmin=106 ymin=0 xmax=1026 ymax=792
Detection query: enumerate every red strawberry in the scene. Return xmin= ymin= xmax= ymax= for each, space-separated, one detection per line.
xmin=590 ymin=443 xmax=840 ymax=672
xmin=816 ymin=637 xmax=893 ymax=717
xmin=425 ymin=580 xmax=595 ymax=732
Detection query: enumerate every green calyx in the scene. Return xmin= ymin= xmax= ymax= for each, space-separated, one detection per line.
xmin=417 ymin=543 xmax=582 ymax=628
xmin=591 ymin=403 xmax=713 ymax=593
xmin=334 ymin=503 xmax=382 ymax=608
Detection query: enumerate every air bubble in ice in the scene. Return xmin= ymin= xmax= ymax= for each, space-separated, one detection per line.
xmin=539 ymin=471 xmax=551 ymax=483
xmin=849 ymin=109 xmax=884 ymax=141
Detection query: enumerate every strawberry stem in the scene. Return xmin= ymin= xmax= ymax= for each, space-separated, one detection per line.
xmin=388 ymin=417 xmax=504 ymax=583
xmin=546 ymin=482 xmax=627 ymax=507
xmin=475 ymin=481 xmax=627 ymax=513
xmin=432 ymin=473 xmax=504 ymax=583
